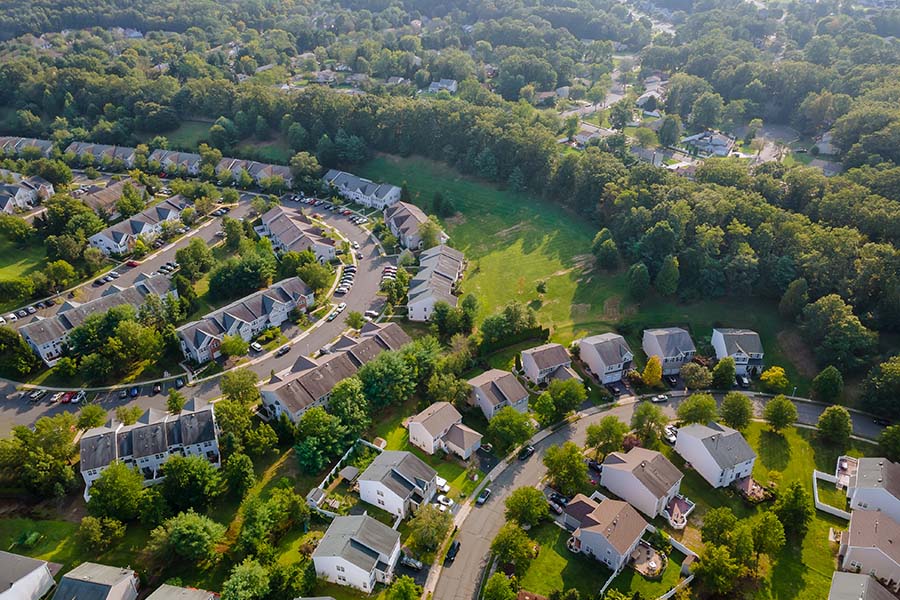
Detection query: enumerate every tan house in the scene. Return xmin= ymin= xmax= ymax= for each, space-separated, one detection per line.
xmin=467 ymin=369 xmax=529 ymax=420
xmin=562 ymin=495 xmax=648 ymax=571
xmin=839 ymin=511 xmax=900 ymax=591
xmin=408 ymin=402 xmax=482 ymax=459
xmin=521 ymin=343 xmax=580 ymax=385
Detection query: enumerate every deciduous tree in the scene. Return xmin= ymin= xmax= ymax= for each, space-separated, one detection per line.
xmin=585 ymin=416 xmax=629 ymax=458
xmin=642 ymin=356 xmax=662 ymax=387
xmin=811 ymin=366 xmax=843 ymax=404
xmin=491 ymin=522 xmax=533 ymax=576
xmin=505 ymin=486 xmax=550 ymax=527
xmin=87 ymin=461 xmax=145 ymax=521
xmin=488 ymin=406 xmax=535 ymax=454
xmin=407 ymin=504 xmax=452 ymax=552
xmin=773 ymin=481 xmax=813 ymax=538
xmin=712 ymin=357 xmax=736 ymax=389
xmin=763 ymin=395 xmax=797 ymax=432
xmin=677 ymin=393 xmax=718 ymax=424
xmin=720 ymin=392 xmax=753 ymax=430
xmin=817 ymin=405 xmax=852 ymax=446
xmin=543 ymin=441 xmax=589 ymax=496
xmin=680 ymin=362 xmax=712 ymax=390
xmin=631 ymin=401 xmax=667 ymax=446
xmin=150 ymin=510 xmax=225 ymax=563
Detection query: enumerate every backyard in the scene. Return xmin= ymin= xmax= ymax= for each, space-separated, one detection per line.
xmin=519 ymin=521 xmax=612 ymax=598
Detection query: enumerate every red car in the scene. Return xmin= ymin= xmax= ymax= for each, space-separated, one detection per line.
xmin=60 ymin=392 xmax=75 ymax=404
xmin=126 ymin=260 xmax=140 ymax=267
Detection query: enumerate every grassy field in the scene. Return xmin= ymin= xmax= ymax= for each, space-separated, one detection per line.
xmin=358 ymin=154 xmax=813 ymax=391
xmin=147 ymin=120 xmax=211 ymax=150
xmin=519 ymin=521 xmax=611 ymax=597
xmin=0 ymin=236 xmax=46 ymax=280
xmin=234 ymin=135 xmax=292 ymax=164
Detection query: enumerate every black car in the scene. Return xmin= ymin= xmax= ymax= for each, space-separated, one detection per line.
xmin=666 ymin=375 xmax=678 ymax=387
xmin=445 ymin=540 xmax=460 ymax=563
xmin=518 ymin=445 xmax=535 ymax=460
xmin=129 ymin=386 xmax=139 ymax=397
xmin=275 ymin=345 xmax=291 ymax=357
xmin=549 ymin=492 xmax=569 ymax=506
xmin=587 ymin=459 xmax=603 ymax=473
xmin=175 ymin=378 xmax=185 ymax=389
xmin=152 ymin=383 xmax=161 ymax=394
xmin=874 ymin=416 xmax=892 ymax=427
xmin=400 ymin=553 xmax=423 ymax=571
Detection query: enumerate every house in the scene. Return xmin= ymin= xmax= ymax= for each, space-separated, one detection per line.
xmin=148 ymin=150 xmax=202 ymax=176
xmin=846 ymin=458 xmax=900 ymax=524
xmin=177 ymin=277 xmax=314 ymax=363
xmin=521 ymin=343 xmax=580 ymax=385
xmin=675 ymin=422 xmax=756 ymax=488
xmin=79 ymin=399 xmax=220 ymax=500
xmin=467 ymin=369 xmax=530 ymax=420
xmin=711 ymin=328 xmax=764 ymax=376
xmin=0 ymin=137 xmax=55 ymax=158
xmin=357 ymin=450 xmax=437 ymax=519
xmin=635 ymin=90 xmax=662 ymax=109
xmin=313 ymin=515 xmax=401 ymax=592
xmin=52 ymin=563 xmax=139 ymax=600
xmin=65 ymin=142 xmax=136 ymax=168
xmin=261 ymin=323 xmax=410 ymax=423
xmin=19 ymin=274 xmax=175 ymax=366
xmin=407 ymin=245 xmax=464 ymax=322
xmin=383 ymin=202 xmax=447 ymax=249
xmin=80 ymin=179 xmax=145 ymax=221
xmin=260 ymin=206 xmax=336 ymax=263
xmin=839 ymin=511 xmax=900 ymax=592
xmin=828 ymin=572 xmax=895 ymax=600
xmin=681 ymin=131 xmax=735 ymax=157
xmin=578 ymin=333 xmax=633 ymax=383
xmin=408 ymin=402 xmax=482 ymax=460
xmin=815 ymin=132 xmax=838 ymax=156
xmin=146 ymin=584 xmax=217 ymax=600
xmin=0 ymin=550 xmax=55 ymax=600
xmin=427 ymin=79 xmax=458 ymax=94
xmin=642 ymin=328 xmax=696 ymax=375
xmin=601 ymin=447 xmax=683 ymax=518
xmin=0 ymin=169 xmax=54 ymax=213
xmin=88 ymin=196 xmax=188 ymax=255
xmin=386 ymin=76 xmax=407 ymax=86
xmin=563 ymin=495 xmax=648 ymax=571
xmin=313 ymin=70 xmax=336 ymax=85
xmin=216 ymin=158 xmax=293 ymax=188
xmin=323 ymin=169 xmax=401 ymax=209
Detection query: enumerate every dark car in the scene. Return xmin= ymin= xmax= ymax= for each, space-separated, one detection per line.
xmin=587 ymin=459 xmax=603 ymax=473
xmin=548 ymin=500 xmax=564 ymax=515
xmin=275 ymin=345 xmax=291 ymax=357
xmin=666 ymin=375 xmax=678 ymax=387
xmin=476 ymin=488 xmax=492 ymax=505
xmin=175 ymin=378 xmax=185 ymax=389
xmin=400 ymin=553 xmax=423 ymax=571
xmin=874 ymin=416 xmax=892 ymax=427
xmin=518 ymin=445 xmax=535 ymax=460
xmin=549 ymin=492 xmax=569 ymax=506
xmin=445 ymin=540 xmax=460 ymax=563
xmin=129 ymin=386 xmax=139 ymax=397
xmin=153 ymin=383 xmax=162 ymax=394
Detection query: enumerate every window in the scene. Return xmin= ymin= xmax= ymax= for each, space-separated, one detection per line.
xmin=377 ymin=490 xmax=383 ymax=497
xmin=378 ymin=499 xmax=385 ymax=506
xmin=337 ymin=566 xmax=345 ymax=572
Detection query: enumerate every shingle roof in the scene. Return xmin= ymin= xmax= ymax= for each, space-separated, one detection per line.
xmin=580 ymin=333 xmax=632 ymax=366
xmin=603 ymin=447 xmax=682 ymax=499
xmin=714 ymin=328 xmax=763 ymax=355
xmin=644 ymin=328 xmax=696 ymax=357
xmin=679 ymin=422 xmax=756 ymax=469
xmin=847 ymin=511 xmax=900 ymax=565
xmin=566 ymin=495 xmax=647 ymax=554
xmin=828 ymin=573 xmax=895 ymax=600
xmin=522 ymin=343 xmax=570 ymax=370
xmin=0 ymin=550 xmax=50 ymax=594
xmin=410 ymin=402 xmax=462 ymax=438
xmin=852 ymin=458 xmax=900 ymax=500
xmin=467 ymin=369 xmax=528 ymax=407
xmin=443 ymin=423 xmax=482 ymax=450
xmin=314 ymin=515 xmax=400 ymax=573
xmin=359 ymin=451 xmax=436 ymax=499
xmin=52 ymin=563 xmax=135 ymax=600
xmin=145 ymin=584 xmax=217 ymax=600
xmin=384 ymin=202 xmax=430 ymax=238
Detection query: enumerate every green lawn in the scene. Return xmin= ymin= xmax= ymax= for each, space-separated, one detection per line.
xmin=815 ymin=479 xmax=848 ymax=511
xmin=0 ymin=236 xmax=46 ymax=279
xmin=147 ymin=120 xmax=211 ymax=150
xmin=607 ymin=549 xmax=685 ymax=598
xmin=235 ymin=136 xmax=292 ymax=164
xmin=519 ymin=521 xmax=611 ymax=598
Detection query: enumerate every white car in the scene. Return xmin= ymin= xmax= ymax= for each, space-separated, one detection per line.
xmin=664 ymin=425 xmax=677 ymax=444
xmin=337 ymin=302 xmax=347 ymax=312
xmin=351 ymin=241 xmax=359 ymax=249
xmin=437 ymin=494 xmax=454 ymax=508
xmin=250 ymin=342 xmax=263 ymax=352
xmin=72 ymin=390 xmax=86 ymax=404
xmin=652 ymin=394 xmax=669 ymax=403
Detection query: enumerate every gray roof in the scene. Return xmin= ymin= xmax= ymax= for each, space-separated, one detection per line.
xmin=852 ymin=458 xmax=900 ymax=499
xmin=53 ymin=563 xmax=135 ymax=600
xmin=384 ymin=202 xmax=432 ymax=238
xmin=146 ymin=584 xmax=217 ymax=600
xmin=467 ymin=369 xmax=528 ymax=407
xmin=714 ymin=328 xmax=763 ymax=355
xmin=522 ymin=343 xmax=570 ymax=370
xmin=359 ymin=451 xmax=436 ymax=499
xmin=679 ymin=422 xmax=756 ymax=469
xmin=410 ymin=402 xmax=462 ymax=438
xmin=580 ymin=333 xmax=633 ymax=365
xmin=828 ymin=573 xmax=895 ymax=600
xmin=603 ymin=447 xmax=682 ymax=499
xmin=0 ymin=550 xmax=51 ymax=593
xmin=313 ymin=515 xmax=400 ymax=572
xmin=443 ymin=423 xmax=482 ymax=450
xmin=644 ymin=327 xmax=695 ymax=357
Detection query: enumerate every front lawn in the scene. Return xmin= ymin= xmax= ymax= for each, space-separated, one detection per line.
xmin=518 ymin=521 xmax=611 ymax=598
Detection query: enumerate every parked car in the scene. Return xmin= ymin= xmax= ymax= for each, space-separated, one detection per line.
xmin=175 ymin=378 xmax=185 ymax=389
xmin=61 ymin=392 xmax=75 ymax=404
xmin=737 ymin=375 xmax=750 ymax=388
xmin=364 ymin=310 xmax=379 ymax=318
xmin=16 ymin=310 xmax=27 ymax=317
xmin=49 ymin=392 xmax=63 ymax=403
xmin=518 ymin=445 xmax=535 ymax=460
xmin=334 ymin=287 xmax=348 ymax=295
xmin=326 ymin=311 xmax=338 ymax=322
xmin=108 ymin=271 xmax=120 ymax=279
xmin=652 ymin=394 xmax=668 ymax=403
xmin=119 ymin=389 xmax=128 ymax=399
xmin=476 ymin=488 xmax=492 ymax=505
xmin=275 ymin=345 xmax=291 ymax=357
xmin=250 ymin=342 xmax=263 ymax=352
xmin=666 ymin=376 xmax=678 ymax=387
xmin=351 ymin=241 xmax=359 ymax=249
xmin=587 ymin=459 xmax=603 ymax=473
xmin=549 ymin=492 xmax=569 ymax=506
xmin=437 ymin=495 xmax=454 ymax=508
xmin=445 ymin=541 xmax=460 ymax=563
xmin=126 ymin=260 xmax=140 ymax=267
xmin=127 ymin=386 xmax=139 ymax=397
xmin=26 ymin=306 xmax=36 ymax=314
xmin=400 ymin=553 xmax=423 ymax=571
xmin=72 ymin=390 xmax=86 ymax=404
xmin=548 ymin=500 xmax=564 ymax=515
xmin=3 ymin=313 xmax=15 ymax=322
xmin=874 ymin=416 xmax=892 ymax=427
xmin=664 ymin=426 xmax=677 ymax=445
xmin=336 ymin=302 xmax=347 ymax=312
xmin=153 ymin=383 xmax=162 ymax=394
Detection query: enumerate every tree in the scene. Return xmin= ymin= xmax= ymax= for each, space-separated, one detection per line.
xmin=87 ymin=461 xmax=145 ymax=521
xmin=297 ymin=261 xmax=332 ymax=294
xmin=44 ymin=260 xmax=76 ymax=292
xmin=150 ymin=510 xmax=226 ymax=563
xmin=77 ymin=516 xmax=125 ymax=552
xmin=491 ymin=522 xmax=533 ymax=576
xmin=77 ymin=404 xmax=107 ymax=429
xmin=779 ymin=278 xmax=808 ymax=319
xmin=657 ymin=115 xmax=682 ymax=147
xmin=0 ymin=412 xmax=77 ymax=497
xmin=701 ymin=507 xmax=737 ymax=546
xmin=294 ymin=407 xmax=347 ymax=473
xmin=161 ymin=455 xmax=221 ymax=513
xmin=811 ymin=366 xmax=843 ymax=404
xmin=419 ymin=218 xmax=442 ymax=250
xmin=116 ymin=183 xmax=145 ymax=217
xmin=720 ymin=392 xmax=753 ymax=430
xmin=817 ymin=405 xmax=852 ymax=447
xmin=533 ymin=379 xmax=587 ymax=426
xmin=426 ymin=372 xmax=471 ymax=408
xmin=224 ymin=453 xmax=256 ymax=498
xmin=221 ymin=559 xmax=270 ymax=600
xmin=345 ymin=310 xmax=365 ymax=330
xmin=627 ymin=262 xmax=650 ymax=300
xmin=488 ymin=406 xmax=535 ymax=454
xmin=0 ymin=214 xmax=33 ymax=244
xmin=654 ymin=255 xmax=679 ymax=295
xmin=328 ymin=377 xmax=370 ymax=439
xmin=595 ymin=238 xmax=619 ymax=270
xmin=753 ymin=510 xmax=786 ymax=564
xmin=801 ymin=295 xmax=877 ymax=372
xmin=482 ymin=573 xmax=516 ymax=600
xmin=220 ymin=334 xmax=250 ymax=358
xmin=221 ymin=368 xmax=260 ymax=405
xmin=289 ymin=151 xmax=321 ymax=189
xmin=773 ymin=481 xmax=813 ymax=538
xmin=712 ymin=357 xmax=736 ymax=389
xmin=642 ymin=356 xmax=662 ymax=387
xmin=878 ymin=426 xmax=900 ymax=462
xmin=865 ymin=356 xmax=900 ymax=420
xmin=631 ymin=402 xmax=667 ymax=446
xmin=677 ymin=394 xmax=718 ymax=424
xmin=505 ymin=486 xmax=550 ymax=526
xmin=543 ymin=441 xmax=589 ymax=496
xmin=357 ymin=351 xmax=416 ymax=409
xmin=763 ymin=395 xmax=797 ymax=432
xmin=176 ymin=238 xmax=214 ymax=280
xmin=115 ymin=406 xmax=143 ymax=426
xmin=691 ymin=92 xmax=724 ymax=129
xmin=680 ymin=362 xmax=712 ymax=390
xmin=0 ymin=326 xmax=39 ymax=378
xmin=760 ymin=366 xmax=790 ymax=393
xmin=386 ymin=576 xmax=422 ymax=600
xmin=407 ymin=504 xmax=452 ymax=552
xmin=609 ymin=100 xmax=632 ymax=130
xmin=633 ymin=127 xmax=659 ymax=149
xmin=692 ymin=544 xmax=740 ymax=595
xmin=585 ymin=416 xmax=629 ymax=458
xmin=167 ymin=388 xmax=186 ymax=414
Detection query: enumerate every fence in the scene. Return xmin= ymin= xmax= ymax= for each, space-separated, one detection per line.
xmin=306 ymin=438 xmax=384 ymax=519
xmin=812 ymin=470 xmax=852 ymax=520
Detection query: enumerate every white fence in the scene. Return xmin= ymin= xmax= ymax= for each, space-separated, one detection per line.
xmin=812 ymin=470 xmax=851 ymax=520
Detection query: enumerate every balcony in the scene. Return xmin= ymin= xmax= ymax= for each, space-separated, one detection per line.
xmin=662 ymin=494 xmax=695 ymax=530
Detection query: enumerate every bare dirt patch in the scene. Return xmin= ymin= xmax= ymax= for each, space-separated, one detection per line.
xmin=777 ymin=328 xmax=818 ymax=378
xmin=603 ymin=296 xmax=622 ymax=321
xmin=444 ymin=213 xmax=467 ymax=227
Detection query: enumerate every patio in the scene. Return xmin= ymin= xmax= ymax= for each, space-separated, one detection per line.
xmin=735 ymin=476 xmax=772 ymax=503
xmin=836 ymin=456 xmax=859 ymax=490
xmin=630 ymin=541 xmax=666 ymax=578
xmin=663 ymin=494 xmax=695 ymax=529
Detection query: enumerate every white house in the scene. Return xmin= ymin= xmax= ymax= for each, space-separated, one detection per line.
xmin=711 ymin=328 xmax=764 ymax=376
xmin=521 ymin=343 xmax=580 ymax=385
xmin=427 ymin=79 xmax=458 ymax=94
xmin=601 ymin=447 xmax=683 ymax=519
xmin=260 ymin=206 xmax=336 ymax=263
xmin=52 ymin=563 xmax=139 ymax=600
xmin=467 ymin=369 xmax=530 ymax=420
xmin=642 ymin=328 xmax=696 ymax=375
xmin=0 ymin=551 xmax=55 ymax=600
xmin=408 ymin=402 xmax=482 ymax=460
xmin=261 ymin=323 xmax=410 ymax=423
xmin=323 ymin=170 xmax=401 ymax=209
xmin=0 ymin=170 xmax=53 ymax=214
xmin=313 ymin=515 xmax=401 ymax=593
xmin=383 ymin=202 xmax=447 ymax=249
xmin=680 ymin=131 xmax=735 ymax=157
xmin=65 ymin=142 xmax=137 ymax=168
xmin=828 ymin=572 xmax=895 ymax=600
xmin=79 ymin=399 xmax=220 ymax=501
xmin=846 ymin=458 xmax=900 ymax=524
xmin=839 ymin=511 xmax=900 ymax=592
xmin=407 ymin=245 xmax=464 ymax=322
xmin=176 ymin=277 xmax=314 ymax=363
xmin=562 ymin=495 xmax=648 ymax=571
xmin=578 ymin=333 xmax=633 ymax=383
xmin=148 ymin=150 xmax=202 ymax=176
xmin=675 ymin=422 xmax=756 ymax=488
xmin=357 ymin=451 xmax=437 ymax=519
xmin=0 ymin=137 xmax=55 ymax=158
xmin=216 ymin=158 xmax=293 ymax=188
xmin=89 ymin=196 xmax=187 ymax=255
xmin=146 ymin=584 xmax=217 ymax=600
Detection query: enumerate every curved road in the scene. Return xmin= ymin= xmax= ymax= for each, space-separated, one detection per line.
xmin=432 ymin=394 xmax=885 ymax=600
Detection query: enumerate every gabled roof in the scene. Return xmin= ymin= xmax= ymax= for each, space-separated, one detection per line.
xmin=603 ymin=447 xmax=682 ymax=499
xmin=410 ymin=402 xmax=462 ymax=438
xmin=52 ymin=562 xmax=136 ymax=600
xmin=828 ymin=573 xmax=895 ymax=600
xmin=359 ymin=451 xmax=436 ymax=499
xmin=714 ymin=328 xmax=763 ymax=355
xmin=643 ymin=327 xmax=695 ymax=357
xmin=384 ymin=202 xmax=430 ymax=238
xmin=846 ymin=511 xmax=900 ymax=565
xmin=580 ymin=333 xmax=633 ymax=365
xmin=565 ymin=495 xmax=647 ymax=554
xmin=314 ymin=515 xmax=400 ymax=572
xmin=0 ymin=550 xmax=51 ymax=593
xmin=678 ymin=422 xmax=756 ymax=469
xmin=146 ymin=584 xmax=217 ymax=600
xmin=522 ymin=343 xmax=570 ymax=370
xmin=467 ymin=369 xmax=528 ymax=407
xmin=443 ymin=423 xmax=482 ymax=449
xmin=852 ymin=458 xmax=900 ymax=500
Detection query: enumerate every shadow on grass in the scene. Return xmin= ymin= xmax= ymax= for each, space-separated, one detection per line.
xmin=758 ymin=430 xmax=791 ymax=471
xmin=767 ymin=540 xmax=811 ymax=600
